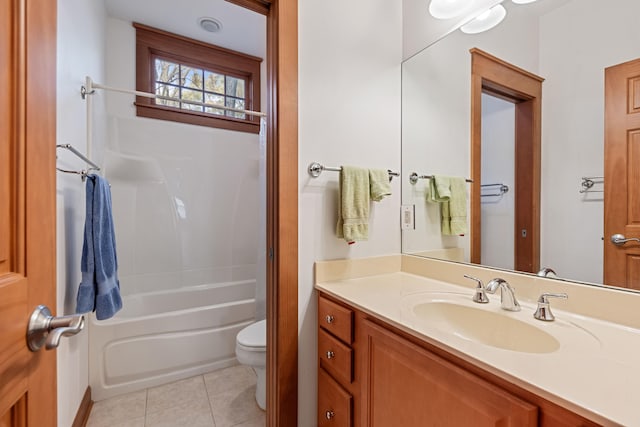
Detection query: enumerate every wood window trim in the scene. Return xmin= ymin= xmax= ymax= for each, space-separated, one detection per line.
xmin=134 ymin=22 xmax=262 ymax=134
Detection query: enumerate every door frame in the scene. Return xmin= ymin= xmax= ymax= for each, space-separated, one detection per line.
xmin=226 ymin=1 xmax=299 ymax=425
xmin=470 ymin=48 xmax=543 ymax=273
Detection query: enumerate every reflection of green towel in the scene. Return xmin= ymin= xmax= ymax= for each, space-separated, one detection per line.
xmin=427 ymin=175 xmax=467 ymax=235
xmin=369 ymin=169 xmax=392 ymax=201
xmin=337 ymin=166 xmax=370 ymax=243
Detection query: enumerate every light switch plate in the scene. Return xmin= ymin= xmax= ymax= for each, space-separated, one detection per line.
xmin=401 ymin=205 xmax=415 ymax=230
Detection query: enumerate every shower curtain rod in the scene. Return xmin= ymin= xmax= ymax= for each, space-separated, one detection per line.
xmin=80 ymin=76 xmax=267 ymax=118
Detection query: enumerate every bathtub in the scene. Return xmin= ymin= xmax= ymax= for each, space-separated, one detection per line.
xmin=89 ymin=280 xmax=256 ymax=401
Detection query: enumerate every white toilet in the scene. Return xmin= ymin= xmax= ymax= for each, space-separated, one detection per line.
xmin=235 ymin=319 xmax=266 ymax=410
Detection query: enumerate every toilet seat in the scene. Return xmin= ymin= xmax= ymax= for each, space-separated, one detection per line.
xmin=237 ymin=319 xmax=266 ymax=350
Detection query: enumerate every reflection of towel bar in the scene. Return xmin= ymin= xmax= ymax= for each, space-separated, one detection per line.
xmin=580 ymin=176 xmax=604 ymax=193
xmin=308 ymin=162 xmax=400 ymax=182
xmin=481 ymin=183 xmax=509 ymax=197
xmin=56 ymin=144 xmax=101 ymax=181
xmin=409 ymin=172 xmax=473 ymax=185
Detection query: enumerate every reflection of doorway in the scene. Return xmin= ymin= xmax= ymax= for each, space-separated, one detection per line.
xmin=481 ymin=94 xmax=515 ymax=270
xmin=470 ymin=49 xmax=544 ymax=273
xmin=604 ymin=57 xmax=640 ymax=289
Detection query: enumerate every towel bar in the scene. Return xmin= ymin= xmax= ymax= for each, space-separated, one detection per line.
xmin=308 ymin=162 xmax=399 ymax=182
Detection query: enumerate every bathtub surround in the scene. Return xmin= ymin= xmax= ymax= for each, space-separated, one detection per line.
xmin=89 ymin=279 xmax=256 ymax=400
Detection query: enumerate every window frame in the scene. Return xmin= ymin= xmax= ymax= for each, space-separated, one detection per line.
xmin=134 ymin=23 xmax=262 ymax=133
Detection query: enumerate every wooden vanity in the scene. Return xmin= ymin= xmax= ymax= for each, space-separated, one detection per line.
xmin=317 ymin=292 xmax=601 ymax=426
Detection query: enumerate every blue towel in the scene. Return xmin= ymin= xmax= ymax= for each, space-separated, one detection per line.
xmin=76 ymin=174 xmax=122 ymax=320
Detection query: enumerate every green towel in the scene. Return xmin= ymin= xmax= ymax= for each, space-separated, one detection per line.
xmin=369 ymin=168 xmax=392 ymax=201
xmin=337 ymin=166 xmax=370 ymax=243
xmin=427 ymin=175 xmax=468 ymax=236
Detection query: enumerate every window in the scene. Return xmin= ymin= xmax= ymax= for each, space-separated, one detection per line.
xmin=134 ymin=23 xmax=262 ymax=133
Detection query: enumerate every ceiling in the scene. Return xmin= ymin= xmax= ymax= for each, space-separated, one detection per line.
xmin=105 ymin=0 xmax=266 ymax=58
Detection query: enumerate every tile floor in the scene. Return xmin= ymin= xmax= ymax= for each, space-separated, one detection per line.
xmin=86 ymin=365 xmax=265 ymax=427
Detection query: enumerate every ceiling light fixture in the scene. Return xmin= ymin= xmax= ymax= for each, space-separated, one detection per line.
xmin=428 ymin=0 xmax=475 ymax=20
xmin=460 ymin=4 xmax=507 ymax=34
xmin=198 ymin=17 xmax=223 ymax=33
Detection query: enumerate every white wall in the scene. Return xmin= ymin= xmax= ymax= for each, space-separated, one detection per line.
xmin=481 ymin=94 xmax=515 ymax=270
xmin=56 ymin=0 xmax=107 ymax=425
xmin=298 ymin=1 xmax=403 ymax=424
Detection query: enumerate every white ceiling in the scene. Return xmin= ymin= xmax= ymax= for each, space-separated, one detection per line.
xmin=105 ymin=0 xmax=266 ymax=58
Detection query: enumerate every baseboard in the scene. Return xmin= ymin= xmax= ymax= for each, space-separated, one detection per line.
xmin=71 ymin=386 xmax=93 ymax=427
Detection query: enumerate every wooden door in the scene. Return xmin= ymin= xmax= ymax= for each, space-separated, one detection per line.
xmin=604 ymin=58 xmax=640 ymax=289
xmin=1 ymin=0 xmax=58 ymax=426
xmin=361 ymin=320 xmax=538 ymax=426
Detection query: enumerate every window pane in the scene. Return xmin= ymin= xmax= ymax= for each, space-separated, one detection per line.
xmin=155 ymin=59 xmax=179 ymax=84
xmin=204 ymin=71 xmax=225 ymax=94
xmin=182 ymin=88 xmax=203 ymax=102
xmin=204 ymin=93 xmax=225 ymax=115
xmin=155 ymin=83 xmax=180 ymax=107
xmin=181 ymin=66 xmax=203 ymax=89
xmin=181 ymin=102 xmax=203 ymax=112
xmin=226 ymin=76 xmax=245 ymax=98
xmin=225 ymin=97 xmax=246 ymax=119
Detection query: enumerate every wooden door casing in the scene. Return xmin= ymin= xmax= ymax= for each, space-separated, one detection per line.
xmin=0 ymin=0 xmax=58 ymax=425
xmin=361 ymin=319 xmax=538 ymax=427
xmin=604 ymin=57 xmax=640 ymax=289
xmin=470 ymin=49 xmax=544 ymax=273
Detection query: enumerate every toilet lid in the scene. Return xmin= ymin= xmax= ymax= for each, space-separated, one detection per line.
xmin=237 ymin=319 xmax=266 ymax=348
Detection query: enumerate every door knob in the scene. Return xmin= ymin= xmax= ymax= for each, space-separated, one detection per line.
xmin=610 ymin=234 xmax=640 ymax=246
xmin=27 ymin=305 xmax=85 ymax=351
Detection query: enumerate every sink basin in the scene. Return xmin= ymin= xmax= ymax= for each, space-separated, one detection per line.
xmin=412 ymin=302 xmax=560 ymax=354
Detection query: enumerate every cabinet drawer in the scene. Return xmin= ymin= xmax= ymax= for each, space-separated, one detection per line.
xmin=318 ymin=328 xmax=353 ymax=385
xmin=318 ymin=295 xmax=353 ymax=344
xmin=318 ymin=368 xmax=352 ymax=427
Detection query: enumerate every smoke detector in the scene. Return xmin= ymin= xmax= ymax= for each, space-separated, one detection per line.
xmin=198 ymin=17 xmax=223 ymax=33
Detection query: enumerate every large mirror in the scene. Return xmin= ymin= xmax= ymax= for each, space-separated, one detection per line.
xmin=402 ymin=0 xmax=640 ymax=290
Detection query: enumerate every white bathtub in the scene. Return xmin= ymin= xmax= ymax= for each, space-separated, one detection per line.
xmin=89 ymin=280 xmax=256 ymax=401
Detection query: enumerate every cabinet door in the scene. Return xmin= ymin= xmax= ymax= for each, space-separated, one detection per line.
xmin=361 ymin=320 xmax=538 ymax=427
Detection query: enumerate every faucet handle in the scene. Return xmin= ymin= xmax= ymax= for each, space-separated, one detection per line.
xmin=533 ymin=293 xmax=568 ymax=321
xmin=464 ymin=274 xmax=489 ymax=304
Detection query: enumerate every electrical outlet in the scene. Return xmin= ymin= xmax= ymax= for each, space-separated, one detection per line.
xmin=401 ymin=205 xmax=415 ymax=230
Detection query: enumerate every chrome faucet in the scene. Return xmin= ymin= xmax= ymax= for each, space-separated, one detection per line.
xmin=537 ymin=267 xmax=557 ymax=278
xmin=485 ymin=278 xmax=520 ymax=311
xmin=463 ymin=274 xmax=489 ymax=304
xmin=533 ymin=293 xmax=568 ymax=321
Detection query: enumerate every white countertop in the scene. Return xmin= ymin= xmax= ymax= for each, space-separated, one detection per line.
xmin=316 ymin=271 xmax=640 ymax=427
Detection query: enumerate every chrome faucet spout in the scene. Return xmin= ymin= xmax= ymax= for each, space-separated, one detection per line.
xmin=485 ymin=278 xmax=521 ymax=311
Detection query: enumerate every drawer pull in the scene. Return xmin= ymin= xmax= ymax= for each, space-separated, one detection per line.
xmin=325 ymin=410 xmax=335 ymax=420
xmin=326 ymin=351 xmax=335 ymax=359
xmin=326 ymin=315 xmax=334 ymax=324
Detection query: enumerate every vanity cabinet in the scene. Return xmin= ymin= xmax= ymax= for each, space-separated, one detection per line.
xmin=317 ymin=292 xmax=602 ymax=427
xmin=317 ymin=295 xmax=356 ymax=426
xmin=361 ymin=319 xmax=537 ymax=426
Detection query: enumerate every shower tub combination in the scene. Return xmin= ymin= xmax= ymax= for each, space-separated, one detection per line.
xmin=89 ymin=279 xmax=256 ymax=401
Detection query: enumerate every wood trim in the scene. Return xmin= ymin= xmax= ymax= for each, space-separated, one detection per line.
xmin=225 ymin=0 xmax=272 ymax=15
xmin=470 ymin=48 xmax=543 ymax=273
xmin=71 ymin=387 xmax=92 ymax=427
xmin=133 ymin=23 xmax=262 ymax=132
xmin=265 ymin=0 xmax=298 ymax=426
